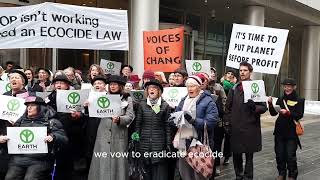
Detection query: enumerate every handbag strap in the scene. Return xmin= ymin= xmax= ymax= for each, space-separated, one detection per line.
xmin=283 ymin=99 xmax=299 ymax=125
xmin=203 ymin=122 xmax=209 ymax=146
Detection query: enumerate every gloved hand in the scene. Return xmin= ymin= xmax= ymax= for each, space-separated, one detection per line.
xmin=247 ymin=99 xmax=256 ymax=112
xmin=184 ymin=112 xmax=195 ymax=124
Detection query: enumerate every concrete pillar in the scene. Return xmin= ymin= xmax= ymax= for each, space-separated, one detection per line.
xmin=129 ymin=0 xmax=159 ymax=77
xmin=244 ymin=6 xmax=265 ymax=80
xmin=300 ymin=26 xmax=320 ymax=100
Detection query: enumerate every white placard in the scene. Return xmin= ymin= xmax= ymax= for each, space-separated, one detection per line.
xmin=81 ymin=83 xmax=92 ymax=90
xmin=88 ymin=92 xmax=121 ymax=118
xmin=0 ymin=81 xmax=11 ymax=94
xmin=226 ymin=24 xmax=289 ymax=75
xmin=185 ymin=60 xmax=211 ymax=76
xmin=35 ymin=91 xmax=51 ymax=100
xmin=7 ymin=127 xmax=48 ymax=154
xmin=0 ymin=2 xmax=128 ymax=50
xmin=242 ymin=80 xmax=267 ymax=103
xmin=100 ymin=59 xmax=122 ymax=75
xmin=0 ymin=95 xmax=26 ymax=123
xmin=162 ymin=87 xmax=188 ymax=107
xmin=56 ymin=89 xmax=89 ymax=113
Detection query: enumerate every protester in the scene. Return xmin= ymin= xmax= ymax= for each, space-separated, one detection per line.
xmin=3 ymin=96 xmax=68 ymax=180
xmin=209 ymin=67 xmax=217 ymax=82
xmin=36 ymin=68 xmax=51 ymax=91
xmin=0 ymin=69 xmax=31 ymax=179
xmin=24 ymin=69 xmax=43 ymax=92
xmin=224 ymin=62 xmax=267 ymax=180
xmin=86 ymin=64 xmax=105 ymax=83
xmin=268 ymin=78 xmax=304 ymax=180
xmin=88 ymin=75 xmax=134 ymax=180
xmin=125 ymin=81 xmax=134 ymax=92
xmin=221 ymin=68 xmax=237 ymax=95
xmin=168 ymin=73 xmax=175 ymax=87
xmin=155 ymin=71 xmax=168 ymax=87
xmin=4 ymin=61 xmax=14 ymax=73
xmin=46 ymin=74 xmax=82 ymax=180
xmin=83 ymin=75 xmax=107 ymax=175
xmin=173 ymin=68 xmax=188 ymax=87
xmin=175 ymin=75 xmax=218 ymax=180
xmin=121 ymin=65 xmax=133 ymax=79
xmin=0 ymin=66 xmax=4 ymax=80
xmin=135 ymin=79 xmax=171 ymax=180
xmin=64 ymin=67 xmax=81 ymax=90
xmin=129 ymin=74 xmax=141 ymax=90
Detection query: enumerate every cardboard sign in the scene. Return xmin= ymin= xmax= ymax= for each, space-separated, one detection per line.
xmin=242 ymin=80 xmax=266 ymax=103
xmin=88 ymin=92 xmax=121 ymax=118
xmin=100 ymin=59 xmax=122 ymax=75
xmin=185 ymin=60 xmax=211 ymax=76
xmin=0 ymin=2 xmax=128 ymax=50
xmin=162 ymin=87 xmax=188 ymax=107
xmin=129 ymin=90 xmax=145 ymax=103
xmin=56 ymin=89 xmax=89 ymax=113
xmin=144 ymin=27 xmax=184 ymax=72
xmin=226 ymin=24 xmax=289 ymax=74
xmin=0 ymin=81 xmax=11 ymax=94
xmin=7 ymin=127 xmax=48 ymax=154
xmin=0 ymin=95 xmax=26 ymax=123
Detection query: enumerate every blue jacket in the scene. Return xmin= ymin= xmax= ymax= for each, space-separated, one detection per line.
xmin=176 ymin=90 xmax=218 ymax=144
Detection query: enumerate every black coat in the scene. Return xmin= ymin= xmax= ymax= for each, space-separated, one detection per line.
xmin=10 ymin=105 xmax=68 ymax=167
xmin=27 ymin=80 xmax=43 ymax=92
xmin=225 ymin=82 xmax=267 ymax=153
xmin=269 ymin=91 xmax=304 ymax=139
xmin=135 ymin=99 xmax=171 ymax=163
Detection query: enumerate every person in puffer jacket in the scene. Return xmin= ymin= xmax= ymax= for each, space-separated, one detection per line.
xmin=1 ymin=96 xmax=68 ymax=180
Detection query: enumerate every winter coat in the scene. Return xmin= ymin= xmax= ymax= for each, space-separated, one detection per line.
xmin=176 ymin=90 xmax=218 ymax=148
xmin=9 ymin=105 xmax=68 ymax=167
xmin=135 ymin=98 xmax=171 ymax=163
xmin=225 ymin=82 xmax=267 ymax=153
xmin=269 ymin=91 xmax=304 ymax=139
xmin=27 ymin=80 xmax=43 ymax=92
xmin=88 ymin=95 xmax=134 ymax=180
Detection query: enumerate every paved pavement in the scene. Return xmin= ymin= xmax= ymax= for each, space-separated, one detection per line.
xmin=215 ymin=114 xmax=320 ymax=180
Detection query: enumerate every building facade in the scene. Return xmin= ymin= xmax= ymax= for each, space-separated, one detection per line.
xmin=0 ymin=0 xmax=319 ymax=100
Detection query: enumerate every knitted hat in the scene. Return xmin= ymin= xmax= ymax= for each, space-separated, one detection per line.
xmin=185 ymin=76 xmax=202 ymax=87
xmin=142 ymin=71 xmax=155 ymax=79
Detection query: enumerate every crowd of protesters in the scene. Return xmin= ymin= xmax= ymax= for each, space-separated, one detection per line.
xmin=0 ymin=61 xmax=304 ymax=180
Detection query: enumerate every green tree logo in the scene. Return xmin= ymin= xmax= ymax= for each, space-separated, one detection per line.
xmin=192 ymin=62 xmax=202 ymax=71
xmin=5 ymin=83 xmax=11 ymax=92
xmin=251 ymin=83 xmax=259 ymax=93
xmin=133 ymin=92 xmax=143 ymax=100
xmin=20 ymin=129 xmax=34 ymax=143
xmin=168 ymin=89 xmax=179 ymax=98
xmin=107 ymin=62 xmax=115 ymax=70
xmin=68 ymin=92 xmax=80 ymax=104
xmin=97 ymin=97 xmax=110 ymax=108
xmin=7 ymin=99 xmax=20 ymax=111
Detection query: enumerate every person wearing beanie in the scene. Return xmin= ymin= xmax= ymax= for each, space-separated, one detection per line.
xmin=88 ymin=75 xmax=134 ymax=180
xmin=173 ymin=68 xmax=188 ymax=87
xmin=224 ymin=61 xmax=267 ymax=180
xmin=134 ymin=79 xmax=171 ymax=180
xmin=2 ymin=96 xmax=67 ymax=180
xmin=142 ymin=70 xmax=155 ymax=88
xmin=268 ymin=78 xmax=304 ymax=180
xmin=175 ymin=75 xmax=218 ymax=180
xmin=222 ymin=68 xmax=237 ymax=95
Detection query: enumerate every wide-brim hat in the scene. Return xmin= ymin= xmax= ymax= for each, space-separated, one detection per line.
xmin=121 ymin=65 xmax=133 ymax=72
xmin=24 ymin=96 xmax=46 ymax=106
xmin=107 ymin=75 xmax=126 ymax=86
xmin=52 ymin=74 xmax=71 ymax=85
xmin=144 ymin=79 xmax=163 ymax=92
xmin=91 ymin=75 xmax=107 ymax=85
xmin=281 ymin=78 xmax=296 ymax=86
xmin=9 ymin=69 xmax=28 ymax=86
